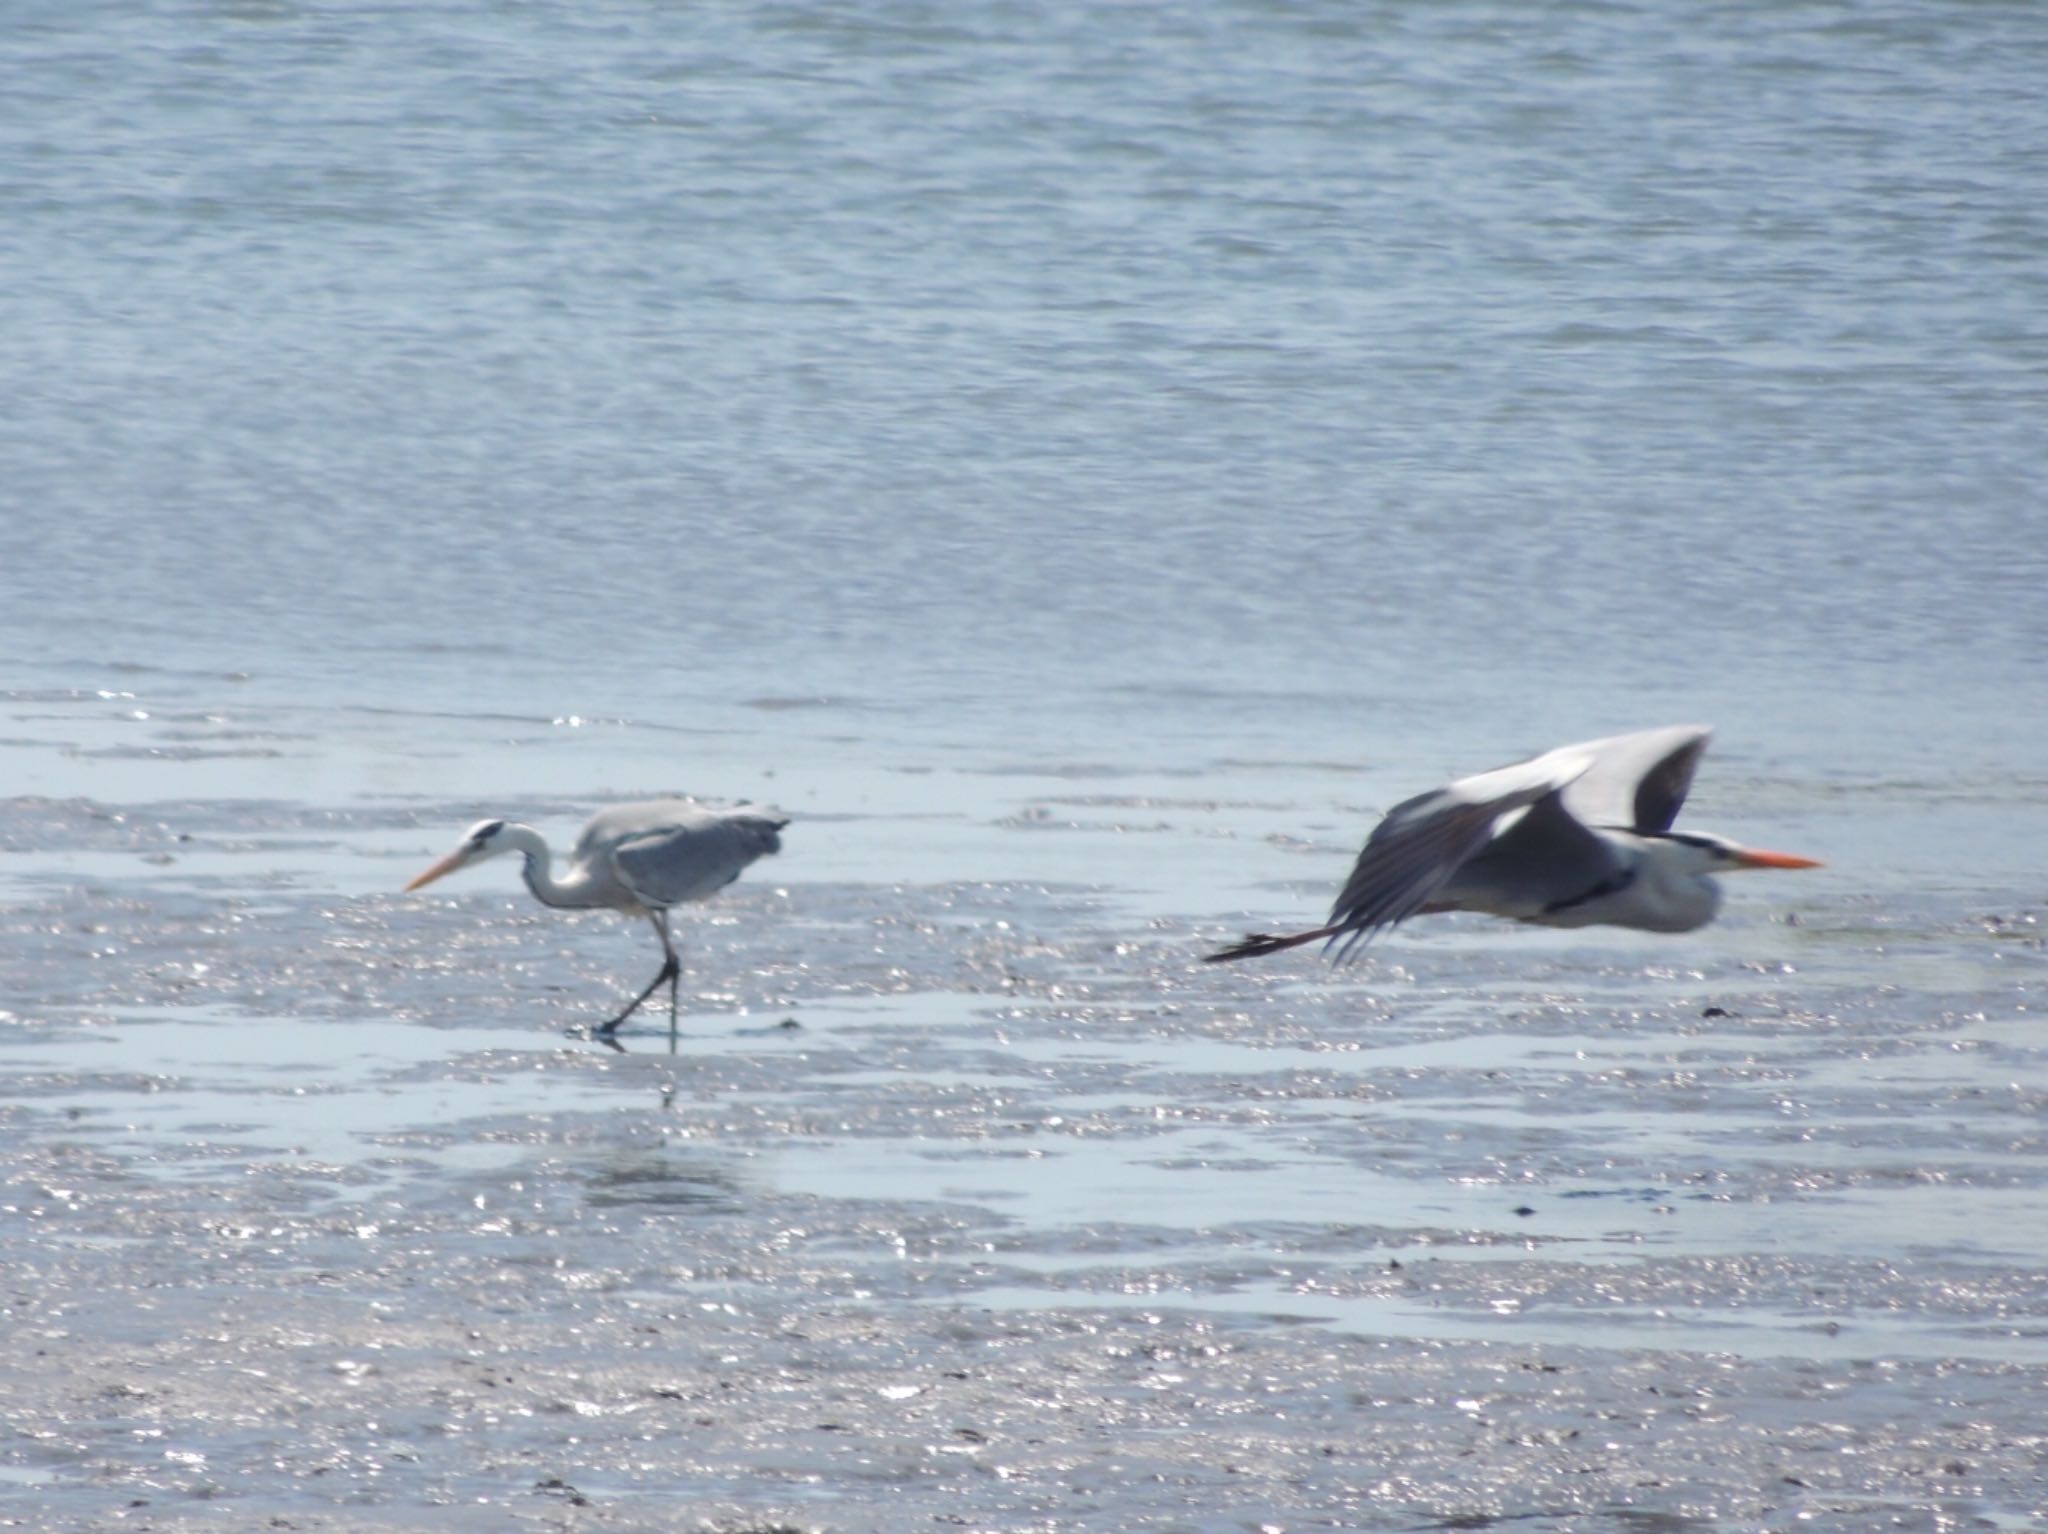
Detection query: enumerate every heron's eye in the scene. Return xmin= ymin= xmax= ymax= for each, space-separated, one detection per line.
xmin=471 ymin=819 xmax=506 ymax=846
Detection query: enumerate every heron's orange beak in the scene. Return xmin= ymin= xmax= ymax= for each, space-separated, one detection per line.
xmin=1735 ymin=848 xmax=1824 ymax=871
xmin=404 ymin=849 xmax=467 ymax=891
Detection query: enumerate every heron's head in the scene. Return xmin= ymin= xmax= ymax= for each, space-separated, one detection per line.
xmin=1661 ymin=830 xmax=1823 ymax=876
xmin=404 ymin=819 xmax=512 ymax=891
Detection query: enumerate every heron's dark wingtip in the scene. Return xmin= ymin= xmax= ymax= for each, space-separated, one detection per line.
xmin=1203 ymin=933 xmax=1287 ymax=963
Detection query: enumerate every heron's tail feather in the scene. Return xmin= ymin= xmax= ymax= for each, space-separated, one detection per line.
xmin=1203 ymin=923 xmax=1345 ymax=964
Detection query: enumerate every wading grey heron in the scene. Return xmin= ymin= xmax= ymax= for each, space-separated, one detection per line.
xmin=405 ymin=800 xmax=789 ymax=1044
xmin=1207 ymin=725 xmax=1820 ymax=965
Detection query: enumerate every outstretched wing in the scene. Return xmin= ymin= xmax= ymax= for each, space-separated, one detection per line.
xmin=1320 ymin=740 xmax=1597 ymax=961
xmin=599 ymin=803 xmax=788 ymax=909
xmin=1432 ymin=788 xmax=1629 ymax=920
xmin=1557 ymin=724 xmax=1711 ymax=833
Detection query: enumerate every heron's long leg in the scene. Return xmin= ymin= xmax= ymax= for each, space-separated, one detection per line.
xmin=596 ymin=909 xmax=679 ymax=1038
xmin=659 ymin=910 xmax=681 ymax=1054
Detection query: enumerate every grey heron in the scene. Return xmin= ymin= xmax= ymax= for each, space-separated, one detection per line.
xmin=405 ymin=800 xmax=789 ymax=1043
xmin=1207 ymin=725 xmax=1820 ymax=965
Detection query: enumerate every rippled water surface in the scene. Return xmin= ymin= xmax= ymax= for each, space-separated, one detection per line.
xmin=4 ymin=1 xmax=2047 ymax=1529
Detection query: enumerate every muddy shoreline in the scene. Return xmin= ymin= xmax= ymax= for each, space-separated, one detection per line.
xmin=4 ymin=784 xmax=2045 ymax=1530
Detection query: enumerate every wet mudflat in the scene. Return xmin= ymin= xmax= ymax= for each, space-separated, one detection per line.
xmin=12 ymin=0 xmax=2048 ymax=1521
xmin=4 ymin=779 xmax=2045 ymax=1532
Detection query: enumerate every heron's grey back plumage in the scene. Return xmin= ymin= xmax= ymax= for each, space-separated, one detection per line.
xmin=575 ymin=800 xmax=788 ymax=911
xmin=1322 ymin=762 xmax=1586 ymax=960
xmin=1432 ymin=790 xmax=1629 ymax=920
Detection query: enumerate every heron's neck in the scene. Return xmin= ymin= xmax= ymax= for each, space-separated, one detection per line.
xmin=1634 ymin=836 xmax=1723 ymax=930
xmin=502 ymin=825 xmax=600 ymax=909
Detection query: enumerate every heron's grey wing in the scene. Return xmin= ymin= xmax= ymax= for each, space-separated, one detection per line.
xmin=607 ymin=808 xmax=787 ymax=908
xmin=1558 ymin=725 xmax=1711 ymax=834
xmin=1434 ymin=790 xmax=1629 ymax=919
xmin=1323 ymin=745 xmax=1597 ymax=962
xmin=573 ymin=800 xmax=712 ymax=863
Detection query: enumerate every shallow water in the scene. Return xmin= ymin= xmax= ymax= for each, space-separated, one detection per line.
xmin=4 ymin=694 xmax=2046 ymax=1529
xmin=7 ymin=0 xmax=2048 ymax=1527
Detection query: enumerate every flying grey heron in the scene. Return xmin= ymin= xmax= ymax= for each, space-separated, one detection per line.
xmin=1207 ymin=725 xmax=1820 ymax=965
xmin=405 ymin=800 xmax=789 ymax=1044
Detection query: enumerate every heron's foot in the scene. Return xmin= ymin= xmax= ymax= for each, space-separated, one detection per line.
xmin=568 ymin=1019 xmax=629 ymax=1052
xmin=592 ymin=1011 xmax=639 ymax=1040
xmin=597 ymin=955 xmax=682 ymax=1038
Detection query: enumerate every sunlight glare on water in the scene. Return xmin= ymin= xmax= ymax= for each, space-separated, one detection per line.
xmin=3 ymin=2 xmax=2047 ymax=1528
